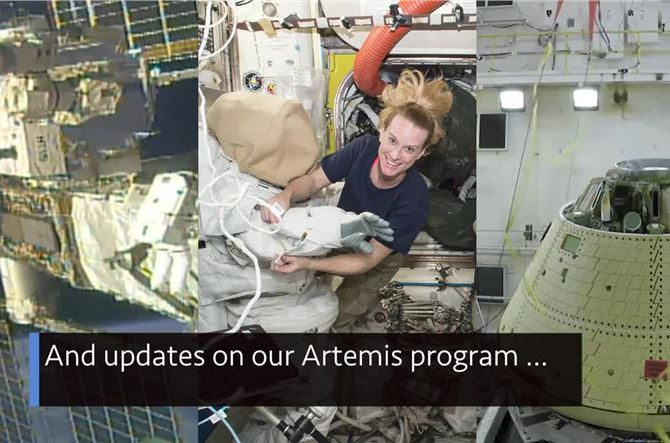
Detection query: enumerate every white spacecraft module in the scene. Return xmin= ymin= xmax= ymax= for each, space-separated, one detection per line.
xmin=0 ymin=12 xmax=201 ymax=327
xmin=499 ymin=159 xmax=670 ymax=432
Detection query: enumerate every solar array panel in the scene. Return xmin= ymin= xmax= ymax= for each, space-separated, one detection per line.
xmin=49 ymin=1 xmax=197 ymax=76
xmin=69 ymin=406 xmax=179 ymax=443
xmin=0 ymin=322 xmax=34 ymax=443
xmin=0 ymin=318 xmax=184 ymax=442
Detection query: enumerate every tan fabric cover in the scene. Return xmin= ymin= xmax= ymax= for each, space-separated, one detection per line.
xmin=206 ymin=91 xmax=319 ymax=187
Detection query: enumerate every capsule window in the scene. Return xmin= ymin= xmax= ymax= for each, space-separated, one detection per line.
xmin=561 ymin=234 xmax=581 ymax=254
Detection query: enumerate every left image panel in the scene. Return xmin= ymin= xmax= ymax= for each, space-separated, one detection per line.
xmin=0 ymin=1 xmax=198 ymax=441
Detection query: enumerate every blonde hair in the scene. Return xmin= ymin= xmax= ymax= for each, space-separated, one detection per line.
xmin=378 ymin=70 xmax=453 ymax=150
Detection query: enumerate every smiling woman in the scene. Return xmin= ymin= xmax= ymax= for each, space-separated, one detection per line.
xmin=374 ymin=115 xmax=429 ymax=188
xmin=264 ymin=69 xmax=454 ymax=330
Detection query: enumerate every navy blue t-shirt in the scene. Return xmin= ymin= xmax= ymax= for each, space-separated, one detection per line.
xmin=321 ymin=135 xmax=429 ymax=255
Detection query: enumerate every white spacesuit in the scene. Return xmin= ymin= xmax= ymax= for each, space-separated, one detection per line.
xmin=198 ymin=92 xmax=393 ymax=334
xmin=198 ymin=91 xmax=393 ymax=442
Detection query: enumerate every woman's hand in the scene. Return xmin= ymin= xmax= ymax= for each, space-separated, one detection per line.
xmin=260 ymin=191 xmax=291 ymax=224
xmin=271 ymin=255 xmax=310 ymax=273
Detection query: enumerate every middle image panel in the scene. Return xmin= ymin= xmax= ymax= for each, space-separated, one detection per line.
xmin=197 ymin=1 xmax=477 ymax=441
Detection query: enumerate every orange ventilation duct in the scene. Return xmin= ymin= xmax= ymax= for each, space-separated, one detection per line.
xmin=353 ymin=0 xmax=447 ymax=97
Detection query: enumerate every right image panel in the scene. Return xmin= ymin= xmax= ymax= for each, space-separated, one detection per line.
xmin=477 ymin=1 xmax=670 ymax=440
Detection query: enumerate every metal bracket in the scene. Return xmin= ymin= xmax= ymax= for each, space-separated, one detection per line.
xmin=389 ymin=4 xmax=411 ymax=31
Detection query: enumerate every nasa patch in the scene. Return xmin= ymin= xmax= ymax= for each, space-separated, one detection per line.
xmin=242 ymin=70 xmax=263 ymax=93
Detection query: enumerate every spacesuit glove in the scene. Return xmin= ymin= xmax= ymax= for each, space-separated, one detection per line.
xmin=340 ymin=212 xmax=394 ymax=254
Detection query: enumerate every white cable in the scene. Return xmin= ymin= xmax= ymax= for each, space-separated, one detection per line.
xmin=198 ymin=167 xmax=284 ymax=232
xmin=198 ymin=0 xmax=228 ymax=29
xmin=199 ymin=406 xmax=229 ymax=425
xmin=199 ymin=169 xmax=281 ymax=223
xmin=328 ymin=409 xmax=392 ymax=432
xmin=197 ymin=162 xmax=263 ymax=334
xmin=218 ymin=207 xmax=262 ymax=334
xmin=197 ymin=0 xmax=279 ymax=333
xmin=334 ymin=409 xmax=372 ymax=432
xmin=197 ymin=167 xmax=280 ymax=332
xmin=221 ymin=417 xmax=242 ymax=443
xmin=197 ymin=0 xmax=214 ymax=60
xmin=205 ymin=406 xmax=242 ymax=443
xmin=198 ymin=0 xmax=237 ymax=66
xmin=200 ymin=169 xmax=250 ymax=206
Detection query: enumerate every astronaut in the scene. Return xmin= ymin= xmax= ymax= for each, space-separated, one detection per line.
xmin=263 ymin=70 xmax=453 ymax=330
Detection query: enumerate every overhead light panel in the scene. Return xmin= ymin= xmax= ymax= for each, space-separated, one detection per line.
xmin=499 ymin=89 xmax=525 ymax=112
xmin=573 ymin=87 xmax=599 ymax=111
